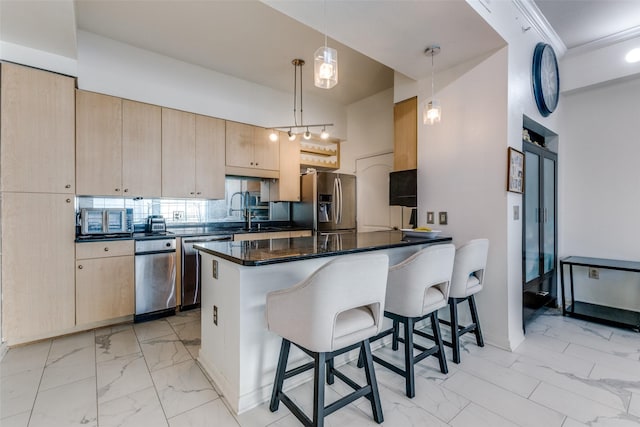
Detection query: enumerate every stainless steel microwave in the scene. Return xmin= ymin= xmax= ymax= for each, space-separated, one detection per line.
xmin=80 ymin=208 xmax=128 ymax=235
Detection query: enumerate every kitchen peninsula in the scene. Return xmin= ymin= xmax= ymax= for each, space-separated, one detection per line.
xmin=194 ymin=230 xmax=451 ymax=414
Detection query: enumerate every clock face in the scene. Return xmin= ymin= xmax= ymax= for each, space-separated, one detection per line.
xmin=532 ymin=43 xmax=559 ymax=117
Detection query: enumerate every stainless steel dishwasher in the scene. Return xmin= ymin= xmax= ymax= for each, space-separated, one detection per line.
xmin=135 ymin=238 xmax=177 ymax=322
xmin=181 ymin=235 xmax=232 ymax=310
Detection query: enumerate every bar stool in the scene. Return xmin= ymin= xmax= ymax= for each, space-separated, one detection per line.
xmin=266 ymin=253 xmax=389 ymax=427
xmin=440 ymin=238 xmax=489 ymax=364
xmin=364 ymin=244 xmax=455 ymax=398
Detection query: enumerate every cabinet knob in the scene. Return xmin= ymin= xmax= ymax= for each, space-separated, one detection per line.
xmin=66 ymin=198 xmax=71 ymax=203
xmin=104 ymin=247 xmax=109 ymax=252
xmin=250 ymin=162 xmax=254 ymax=165
xmin=196 ymin=192 xmax=201 ymax=195
xmin=190 ymin=191 xmax=195 ymax=195
xmin=124 ymin=189 xmax=129 ymax=193
xmin=78 ymin=265 xmax=83 ymax=269
xmin=65 ymin=184 xmax=71 ymax=189
xmin=115 ymin=188 xmax=120 ymax=192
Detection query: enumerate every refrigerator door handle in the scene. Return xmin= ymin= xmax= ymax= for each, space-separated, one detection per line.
xmin=337 ymin=177 xmax=343 ymax=224
xmin=333 ymin=177 xmax=338 ymax=224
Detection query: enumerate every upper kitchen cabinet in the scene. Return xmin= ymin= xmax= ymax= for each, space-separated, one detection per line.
xmin=76 ymin=91 xmax=162 ymax=197
xmin=393 ymin=96 xmax=417 ymax=171
xmin=225 ymin=121 xmax=279 ymax=178
xmin=122 ymin=99 xmax=162 ymax=197
xmin=0 ymin=62 xmax=75 ymax=193
xmin=161 ymin=108 xmax=225 ymax=199
xmin=263 ymin=131 xmax=301 ymax=202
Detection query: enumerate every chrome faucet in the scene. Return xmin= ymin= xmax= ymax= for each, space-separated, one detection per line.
xmin=244 ymin=191 xmax=253 ymax=230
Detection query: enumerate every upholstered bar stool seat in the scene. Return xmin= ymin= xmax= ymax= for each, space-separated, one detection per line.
xmin=364 ymin=244 xmax=455 ymax=398
xmin=266 ymin=253 xmax=389 ymax=427
xmin=440 ymin=238 xmax=489 ymax=364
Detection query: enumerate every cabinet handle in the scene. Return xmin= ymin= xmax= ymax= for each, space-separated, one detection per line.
xmin=78 ymin=265 xmax=83 ymax=269
xmin=66 ymin=198 xmax=71 ymax=203
xmin=104 ymin=247 xmax=109 ymax=252
xmin=65 ymin=184 xmax=71 ymax=189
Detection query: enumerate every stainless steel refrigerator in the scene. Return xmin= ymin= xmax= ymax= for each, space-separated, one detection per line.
xmin=292 ymin=171 xmax=357 ymax=233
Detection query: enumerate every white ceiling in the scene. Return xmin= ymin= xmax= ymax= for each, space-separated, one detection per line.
xmin=2 ymin=0 xmax=638 ymax=106
xmin=534 ymin=0 xmax=640 ymax=50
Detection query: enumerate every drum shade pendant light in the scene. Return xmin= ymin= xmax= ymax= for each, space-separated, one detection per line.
xmin=269 ymin=59 xmax=333 ymax=141
xmin=423 ymin=45 xmax=441 ymax=125
xmin=314 ymin=0 xmax=338 ymax=89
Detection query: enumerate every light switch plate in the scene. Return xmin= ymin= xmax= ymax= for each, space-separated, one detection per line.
xmin=439 ymin=212 xmax=448 ymax=225
xmin=426 ymin=212 xmax=435 ymax=224
xmin=513 ymin=205 xmax=520 ymax=220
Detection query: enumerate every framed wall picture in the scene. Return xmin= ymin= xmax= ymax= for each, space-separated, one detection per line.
xmin=507 ymin=147 xmax=524 ymax=193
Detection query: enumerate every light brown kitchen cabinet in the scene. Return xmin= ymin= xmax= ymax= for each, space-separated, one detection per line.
xmin=122 ymin=99 xmax=162 ymax=197
xmin=76 ymin=90 xmax=122 ymax=196
xmin=1 ymin=192 xmax=76 ymax=345
xmin=161 ymin=108 xmax=225 ymax=199
xmin=225 ymin=121 xmax=279 ymax=178
xmin=393 ymin=96 xmax=417 ymax=171
xmin=195 ymin=114 xmax=226 ymax=199
xmin=0 ymin=62 xmax=75 ymax=193
xmin=75 ymin=240 xmax=134 ymax=325
xmin=262 ymin=131 xmax=300 ymax=202
xmin=76 ymin=91 xmax=162 ymax=197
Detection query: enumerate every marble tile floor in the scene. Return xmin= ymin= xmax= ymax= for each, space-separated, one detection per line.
xmin=1 ymin=308 xmax=639 ymax=427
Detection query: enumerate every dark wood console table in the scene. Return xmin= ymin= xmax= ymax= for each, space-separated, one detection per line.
xmin=560 ymin=256 xmax=640 ymax=331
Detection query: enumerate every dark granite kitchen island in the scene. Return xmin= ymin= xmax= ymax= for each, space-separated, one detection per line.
xmin=194 ymin=230 xmax=451 ymax=414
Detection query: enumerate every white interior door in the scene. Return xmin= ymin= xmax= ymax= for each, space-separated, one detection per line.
xmin=356 ymin=153 xmax=404 ymax=232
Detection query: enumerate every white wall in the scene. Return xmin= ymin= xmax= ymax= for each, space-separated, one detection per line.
xmin=76 ymin=31 xmax=348 ymax=140
xmin=558 ymin=75 xmax=640 ymax=311
xmin=417 ymin=47 xmax=511 ymax=348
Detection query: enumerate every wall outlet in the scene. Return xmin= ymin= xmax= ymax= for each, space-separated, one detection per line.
xmin=213 ymin=305 xmax=218 ymax=325
xmin=173 ymin=211 xmax=185 ymax=220
xmin=513 ymin=205 xmax=520 ymax=220
xmin=588 ymin=268 xmax=599 ymax=279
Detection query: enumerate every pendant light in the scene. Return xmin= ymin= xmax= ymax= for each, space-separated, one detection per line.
xmin=314 ymin=0 xmax=338 ymax=89
xmin=423 ymin=45 xmax=441 ymax=125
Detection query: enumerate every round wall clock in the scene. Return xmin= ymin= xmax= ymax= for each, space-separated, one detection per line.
xmin=532 ymin=42 xmax=559 ymax=117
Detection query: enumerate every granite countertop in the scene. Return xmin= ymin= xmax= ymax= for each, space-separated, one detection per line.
xmin=194 ymin=230 xmax=453 ymax=266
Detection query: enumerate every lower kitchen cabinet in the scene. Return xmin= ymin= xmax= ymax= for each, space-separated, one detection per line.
xmin=1 ymin=192 xmax=76 ymax=345
xmin=75 ymin=241 xmax=134 ymax=325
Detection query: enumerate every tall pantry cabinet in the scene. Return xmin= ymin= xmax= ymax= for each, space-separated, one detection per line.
xmin=0 ymin=63 xmax=76 ymax=345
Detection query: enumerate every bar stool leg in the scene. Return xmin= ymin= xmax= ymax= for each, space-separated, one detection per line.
xmin=404 ymin=317 xmax=416 ymax=398
xmin=313 ymin=352 xmax=327 ymax=427
xmin=449 ymin=299 xmax=461 ymax=364
xmin=361 ymin=339 xmax=384 ymax=423
xmin=430 ymin=312 xmax=448 ymax=374
xmin=270 ymin=339 xmax=291 ymax=412
xmin=469 ymin=295 xmax=484 ymax=347
xmin=392 ymin=319 xmax=400 ymax=351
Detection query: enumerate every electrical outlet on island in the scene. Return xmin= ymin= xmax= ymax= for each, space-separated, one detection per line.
xmin=588 ymin=268 xmax=599 ymax=280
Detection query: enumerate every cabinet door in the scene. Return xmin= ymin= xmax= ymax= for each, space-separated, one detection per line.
xmin=0 ymin=63 xmax=75 ymax=193
xmin=254 ymin=127 xmax=280 ymax=170
xmin=271 ymin=132 xmax=300 ymax=201
xmin=393 ymin=96 xmax=417 ymax=171
xmin=162 ymin=108 xmax=196 ymax=197
xmin=225 ymin=121 xmax=255 ymax=168
xmin=122 ymin=100 xmax=162 ymax=197
xmin=195 ymin=115 xmax=225 ymax=199
xmin=1 ymin=192 xmax=75 ymax=345
xmin=76 ymin=256 xmax=134 ymax=325
xmin=76 ymin=90 xmax=123 ymax=196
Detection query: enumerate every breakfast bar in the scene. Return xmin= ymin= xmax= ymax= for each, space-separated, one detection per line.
xmin=194 ymin=230 xmax=451 ymax=414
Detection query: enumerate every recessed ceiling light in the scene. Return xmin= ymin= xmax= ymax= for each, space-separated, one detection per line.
xmin=625 ymin=48 xmax=640 ymax=63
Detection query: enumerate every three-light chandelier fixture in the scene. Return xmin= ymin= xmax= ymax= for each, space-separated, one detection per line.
xmin=269 ymin=59 xmax=333 ymax=142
